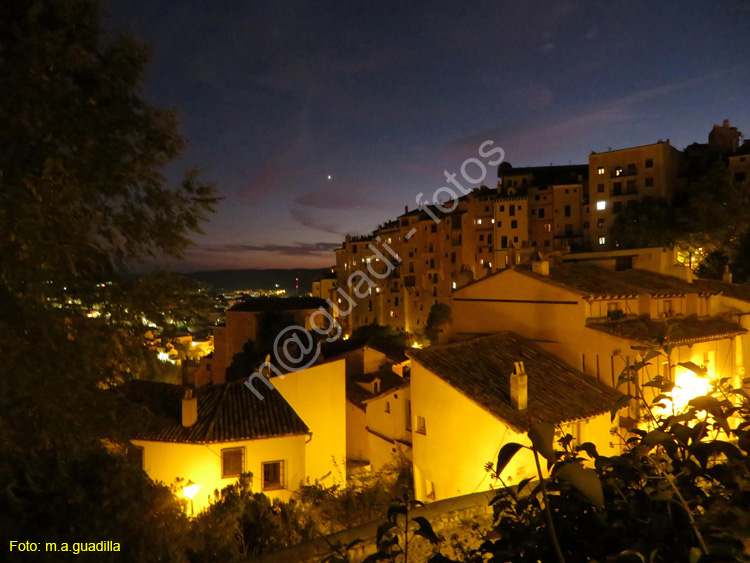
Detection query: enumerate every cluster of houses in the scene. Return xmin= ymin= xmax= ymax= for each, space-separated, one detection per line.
xmin=122 ymin=245 xmax=749 ymax=514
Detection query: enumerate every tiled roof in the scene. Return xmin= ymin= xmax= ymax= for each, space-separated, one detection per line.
xmin=587 ymin=315 xmax=746 ymax=346
xmin=367 ymin=339 xmax=410 ymax=363
xmin=351 ymin=368 xmax=405 ymax=394
xmin=122 ymin=380 xmax=309 ymax=443
xmin=346 ymin=380 xmax=373 ymax=411
xmin=407 ymin=332 xmax=621 ymax=433
xmin=693 ymin=279 xmax=750 ymax=303
xmin=229 ymin=297 xmax=327 ymax=313
xmin=517 ymin=263 xmax=717 ymax=298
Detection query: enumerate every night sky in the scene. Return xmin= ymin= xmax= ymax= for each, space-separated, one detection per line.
xmin=107 ymin=1 xmax=750 ymax=272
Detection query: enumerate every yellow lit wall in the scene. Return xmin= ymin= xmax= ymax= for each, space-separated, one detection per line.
xmin=133 ymin=435 xmax=306 ymax=513
xmin=272 ymin=360 xmax=347 ymax=485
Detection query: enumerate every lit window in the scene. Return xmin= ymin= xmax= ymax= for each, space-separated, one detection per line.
xmin=222 ymin=447 xmax=244 ymax=478
xmin=598 ymin=236 xmax=606 ymax=245
xmin=614 ymin=166 xmax=623 ymax=177
xmin=477 ymin=219 xmax=482 ymax=224
xmin=543 ymin=223 xmax=552 ymax=233
xmin=597 ymin=166 xmax=605 ymax=175
xmin=452 ymin=281 xmax=457 ymax=289
xmin=480 ymin=259 xmax=484 ymax=265
xmin=262 ymin=460 xmax=284 ymax=490
xmin=596 ymin=200 xmax=606 ymax=210
xmin=491 ymin=218 xmax=495 ymax=223
xmin=488 ymin=262 xmax=492 ymax=268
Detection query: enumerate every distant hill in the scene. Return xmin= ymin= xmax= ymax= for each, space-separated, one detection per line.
xmin=187 ymin=267 xmax=334 ymax=294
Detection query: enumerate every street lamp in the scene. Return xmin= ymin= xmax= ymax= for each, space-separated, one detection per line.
xmin=183 ymin=480 xmax=200 ymax=515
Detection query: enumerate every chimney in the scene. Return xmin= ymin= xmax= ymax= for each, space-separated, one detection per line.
xmin=532 ymin=260 xmax=550 ymax=276
xmin=510 ymin=361 xmax=528 ymax=410
xmin=723 ymin=265 xmax=733 ymax=284
xmin=405 ymin=205 xmax=408 ymax=214
xmin=723 ymin=119 xmax=730 ymax=128
xmin=182 ymin=389 xmax=198 ymax=427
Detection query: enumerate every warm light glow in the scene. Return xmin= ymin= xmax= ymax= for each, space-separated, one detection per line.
xmin=452 ymin=281 xmax=457 ymax=289
xmin=183 ymin=480 xmax=200 ymax=500
xmin=342 ymin=334 xmax=350 ymax=340
xmin=411 ymin=342 xmax=422 ymax=349
xmin=671 ymin=369 xmax=711 ymax=410
xmin=596 ymin=200 xmax=606 ymax=210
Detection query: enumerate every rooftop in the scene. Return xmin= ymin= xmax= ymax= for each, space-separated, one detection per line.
xmin=351 ymin=368 xmax=405 ymax=395
xmin=516 ymin=262 xmax=717 ymax=298
xmin=366 ymin=339 xmax=410 ymax=364
xmin=499 ymin=164 xmax=589 ymax=186
xmin=587 ymin=315 xmax=746 ymax=346
xmin=693 ymin=279 xmax=750 ymax=303
xmin=408 ymin=332 xmax=621 ymax=433
xmin=122 ymin=380 xmax=309 ymax=443
xmin=229 ymin=296 xmax=327 ymax=313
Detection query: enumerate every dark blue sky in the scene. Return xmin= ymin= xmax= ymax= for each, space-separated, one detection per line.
xmin=107 ymin=1 xmax=750 ymax=271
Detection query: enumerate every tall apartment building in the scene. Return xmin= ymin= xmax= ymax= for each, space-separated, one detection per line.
xmin=335 ymin=123 xmax=742 ymax=336
xmin=587 ymin=140 xmax=683 ymax=249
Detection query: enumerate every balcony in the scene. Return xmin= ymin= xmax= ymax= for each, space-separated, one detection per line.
xmin=611 ymin=167 xmax=637 ymax=179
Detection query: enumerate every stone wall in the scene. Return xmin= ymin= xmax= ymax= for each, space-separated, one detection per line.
xmin=245 ymin=490 xmax=496 ymax=563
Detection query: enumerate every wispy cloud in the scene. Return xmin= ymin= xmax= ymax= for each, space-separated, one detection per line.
xmin=190 ymin=241 xmax=340 ymax=257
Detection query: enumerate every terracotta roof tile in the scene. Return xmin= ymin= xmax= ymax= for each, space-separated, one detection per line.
xmin=408 ymin=332 xmax=621 ymax=432
xmin=122 ymin=380 xmax=309 ymax=443
xmin=517 ymin=263 xmax=717 ymax=298
xmin=587 ymin=315 xmax=746 ymax=346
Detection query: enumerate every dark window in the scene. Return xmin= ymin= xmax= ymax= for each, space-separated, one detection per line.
xmin=488 ymin=234 xmax=493 ymax=244
xmin=416 ymin=416 xmax=426 ymax=435
xmin=262 ymin=461 xmax=284 ymax=490
xmin=597 ymin=183 xmax=604 ymax=192
xmin=645 ymin=177 xmax=654 ymax=187
xmin=451 ymin=252 xmax=456 ymax=264
xmin=583 ymin=221 xmax=590 ymax=229
xmin=538 ymin=208 xmax=545 ymax=219
xmin=613 ymin=201 xmax=622 ymax=214
xmin=511 ymin=220 xmax=518 ymax=229
xmin=509 ymin=205 xmax=515 ymax=217
xmin=406 ymin=401 xmax=412 ymax=431
xmin=394 ymin=297 xmax=399 ymax=306
xmin=645 ymin=158 xmax=654 ymax=168
xmin=222 ymin=447 xmax=244 ymax=478
xmin=564 ymin=205 xmax=571 ymax=217
xmin=499 ymin=205 xmax=505 ymax=212
xmin=385 ymin=401 xmax=390 ymax=413
xmin=352 ymin=245 xmax=357 ymax=253
xmin=479 ymin=234 xmax=484 ymax=241
xmin=430 ymin=224 xmax=437 ymax=233
xmin=612 ymin=182 xmax=622 ymax=195
xmin=501 ymin=236 xmax=508 ymax=249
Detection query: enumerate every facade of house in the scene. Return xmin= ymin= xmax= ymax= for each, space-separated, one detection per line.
xmin=450 ymin=257 xmax=747 ymax=418
xmin=195 ymin=297 xmax=328 ymax=385
xmin=124 ymin=380 xmax=309 ymax=513
xmin=408 ymin=332 xmax=621 ymax=503
xmin=269 ymin=359 xmax=347 ymax=485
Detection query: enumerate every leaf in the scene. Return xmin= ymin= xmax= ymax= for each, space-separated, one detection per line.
xmin=576 ymin=442 xmax=600 ymax=460
xmin=642 ymin=430 xmax=674 ymax=448
xmin=678 ymin=361 xmax=707 ymax=377
xmin=412 ymin=516 xmax=439 ymax=545
xmin=611 ymin=394 xmax=633 ymax=422
xmin=386 ymin=504 xmax=407 ymax=525
xmin=557 ymin=462 xmax=604 ymax=507
xmin=362 ymin=552 xmax=392 ymax=563
xmin=516 ymin=477 xmax=533 ymax=496
xmin=529 ymin=422 xmax=556 ymax=462
xmin=376 ymin=521 xmax=397 ymax=545
xmin=496 ymin=442 xmax=524 ymax=474
xmin=643 ymin=349 xmax=662 ymax=362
